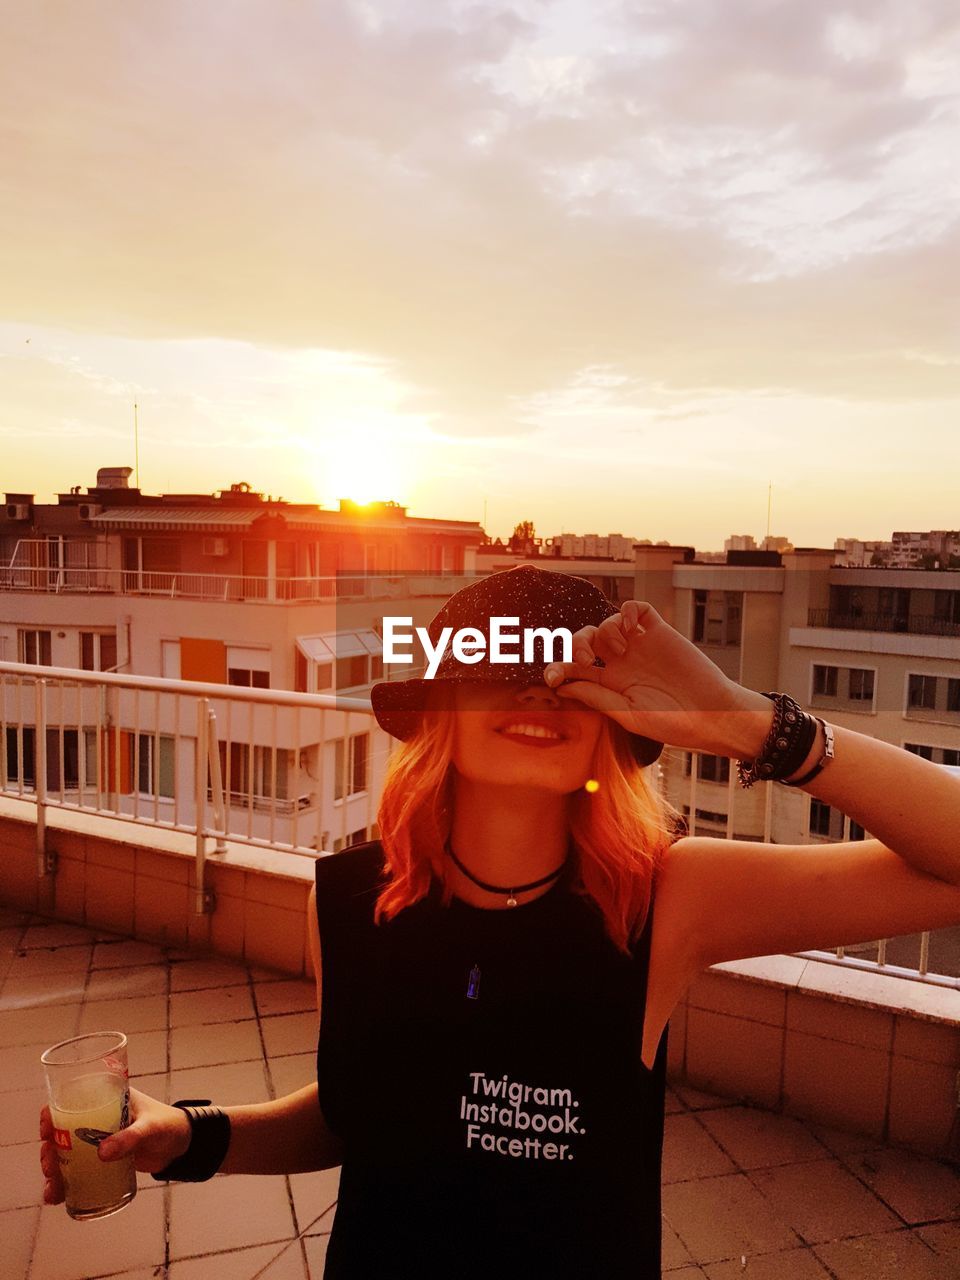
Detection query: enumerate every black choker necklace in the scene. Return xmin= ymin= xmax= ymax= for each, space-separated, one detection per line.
xmin=443 ymin=837 xmax=570 ymax=908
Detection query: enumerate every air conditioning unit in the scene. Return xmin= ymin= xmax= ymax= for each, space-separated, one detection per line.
xmin=202 ymin=537 xmax=229 ymax=557
xmin=78 ymin=503 xmax=102 ymax=521
xmin=5 ymin=503 xmax=30 ymax=520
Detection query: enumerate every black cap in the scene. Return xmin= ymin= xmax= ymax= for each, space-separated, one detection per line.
xmin=369 ymin=564 xmax=663 ymax=767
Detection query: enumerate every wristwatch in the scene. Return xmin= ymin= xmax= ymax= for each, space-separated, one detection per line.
xmin=151 ymin=1099 xmax=231 ymax=1183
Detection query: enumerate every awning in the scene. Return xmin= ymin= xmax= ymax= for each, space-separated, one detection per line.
xmin=296 ymin=629 xmax=383 ymax=663
xmin=91 ymin=507 xmax=267 ymax=531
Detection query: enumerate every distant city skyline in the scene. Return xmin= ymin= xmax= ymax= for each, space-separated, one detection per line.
xmin=3 ymin=4 xmax=959 ymax=547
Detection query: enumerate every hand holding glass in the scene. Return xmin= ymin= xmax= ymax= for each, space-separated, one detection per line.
xmin=40 ymin=1032 xmax=137 ymax=1220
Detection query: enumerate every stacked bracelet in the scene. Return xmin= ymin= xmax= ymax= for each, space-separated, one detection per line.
xmin=151 ymin=1100 xmax=231 ymax=1183
xmin=736 ymin=692 xmax=827 ymax=789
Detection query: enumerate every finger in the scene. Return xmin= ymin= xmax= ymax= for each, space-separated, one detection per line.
xmin=544 ymin=660 xmax=602 ymax=688
xmin=596 ymin=615 xmax=628 ymax=656
xmin=566 ymin=624 xmax=600 ymax=666
xmin=99 ymin=1120 xmax=144 ymax=1163
xmin=620 ymin=601 xmax=648 ymax=635
xmin=40 ymin=1104 xmax=53 ymax=1140
xmin=40 ymin=1143 xmax=60 ymax=1180
xmin=553 ymin=679 xmax=629 ymax=717
xmin=43 ymin=1177 xmax=65 ymax=1205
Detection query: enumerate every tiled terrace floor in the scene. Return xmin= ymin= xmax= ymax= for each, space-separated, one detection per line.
xmin=2 ymin=905 xmax=960 ymax=1280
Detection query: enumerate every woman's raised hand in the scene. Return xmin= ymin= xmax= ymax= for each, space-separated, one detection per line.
xmin=40 ymin=1087 xmax=192 ymax=1204
xmin=543 ymin=600 xmax=774 ymax=759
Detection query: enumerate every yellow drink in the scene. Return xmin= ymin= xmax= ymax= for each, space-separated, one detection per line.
xmin=50 ymin=1071 xmax=137 ymax=1220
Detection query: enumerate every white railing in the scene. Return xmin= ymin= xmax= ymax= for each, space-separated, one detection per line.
xmin=0 ymin=659 xmax=951 ymax=983
xmin=0 ymin=546 xmax=476 ymax=603
xmin=0 ymin=660 xmax=392 ymax=913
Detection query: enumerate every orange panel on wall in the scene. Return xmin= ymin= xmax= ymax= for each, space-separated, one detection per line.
xmin=180 ymin=637 xmax=227 ymax=683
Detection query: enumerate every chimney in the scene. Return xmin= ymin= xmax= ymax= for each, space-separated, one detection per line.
xmin=95 ymin=467 xmax=133 ymax=490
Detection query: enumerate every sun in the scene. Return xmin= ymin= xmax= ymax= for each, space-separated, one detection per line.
xmin=320 ymin=429 xmax=412 ymax=506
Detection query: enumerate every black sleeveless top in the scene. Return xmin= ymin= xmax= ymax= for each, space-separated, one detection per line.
xmin=314 ymin=840 xmax=668 ymax=1279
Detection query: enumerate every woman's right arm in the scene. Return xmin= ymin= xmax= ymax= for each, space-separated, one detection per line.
xmin=41 ymin=884 xmax=343 ymax=1200
xmin=218 ymin=886 xmax=343 ymax=1174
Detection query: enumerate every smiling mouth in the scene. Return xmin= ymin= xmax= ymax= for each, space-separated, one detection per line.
xmin=496 ymin=721 xmax=570 ymax=745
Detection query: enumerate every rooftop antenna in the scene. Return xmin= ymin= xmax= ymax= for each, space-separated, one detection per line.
xmin=133 ymin=402 xmax=140 ymax=489
xmin=766 ymin=481 xmax=772 ymax=542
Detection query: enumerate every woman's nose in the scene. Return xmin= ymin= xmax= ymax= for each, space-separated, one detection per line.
xmin=514 ymin=683 xmax=561 ymax=707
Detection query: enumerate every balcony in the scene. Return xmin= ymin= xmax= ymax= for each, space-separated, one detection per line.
xmin=807 ymin=608 xmax=960 ymax=639
xmin=2 ymin=665 xmax=960 ymax=1275
xmin=0 ymin=564 xmax=474 ymax=604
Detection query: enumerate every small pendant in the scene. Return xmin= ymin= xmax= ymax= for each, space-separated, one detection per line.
xmin=466 ymin=964 xmax=481 ymax=999
xmin=507 ymin=893 xmax=518 ymax=907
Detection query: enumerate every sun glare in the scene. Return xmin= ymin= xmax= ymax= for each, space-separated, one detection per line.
xmin=319 ymin=429 xmax=411 ymax=507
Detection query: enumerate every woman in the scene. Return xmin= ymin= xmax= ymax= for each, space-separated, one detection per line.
xmin=40 ymin=564 xmax=960 ymax=1278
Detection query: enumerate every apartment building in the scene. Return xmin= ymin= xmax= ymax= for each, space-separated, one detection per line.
xmin=1 ymin=468 xmax=484 ymax=853
xmin=632 ymin=544 xmax=960 ymax=846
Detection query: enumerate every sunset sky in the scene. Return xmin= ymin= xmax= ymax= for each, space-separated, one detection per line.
xmin=2 ymin=1 xmax=958 ymax=548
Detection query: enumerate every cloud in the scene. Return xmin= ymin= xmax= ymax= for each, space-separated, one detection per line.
xmin=0 ymin=0 xmax=958 ymax=437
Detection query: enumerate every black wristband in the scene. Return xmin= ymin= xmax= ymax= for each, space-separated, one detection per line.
xmin=151 ymin=1099 xmax=231 ymax=1183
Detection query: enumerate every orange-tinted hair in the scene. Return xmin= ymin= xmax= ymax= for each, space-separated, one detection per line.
xmin=372 ymin=703 xmax=682 ymax=955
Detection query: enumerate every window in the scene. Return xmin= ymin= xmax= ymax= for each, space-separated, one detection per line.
xmin=226 ymin=648 xmax=270 ymax=687
xmin=948 ymin=679 xmax=960 ymax=713
xmin=18 ymin=629 xmax=51 ymax=665
xmin=4 ymin=726 xmax=36 ymax=787
xmin=45 ymin=729 xmax=80 ymax=791
xmin=813 ymin=665 xmax=838 ymax=697
xmin=334 ymin=733 xmax=369 ymax=800
xmin=693 ymin=590 xmax=706 ymax=643
xmin=135 ymin=734 xmax=175 ymax=798
xmin=218 ymin=743 xmax=290 ymax=802
xmin=699 ymin=591 xmax=742 ymax=646
xmin=81 ymin=631 xmax=118 ymax=672
xmin=3 ymin=727 xmax=88 ymax=791
xmin=295 ymin=647 xmax=308 ymax=693
xmin=847 ymin=668 xmax=874 ymax=701
xmin=809 ymin=799 xmax=843 ymax=839
xmin=140 ymin=538 xmax=181 ymax=574
xmin=849 ymin=820 xmax=866 ymax=841
xmin=906 ymin=743 xmax=960 ymax=767
xmin=680 ymin=804 xmax=727 ymax=825
xmin=908 ymin=674 xmax=937 ymax=709
xmin=296 ymin=630 xmax=380 ymax=692
xmin=683 ymin=753 xmax=730 ymax=783
xmin=934 ymin=591 xmax=960 ymax=626
xmin=333 ymin=826 xmax=368 ymax=853
xmin=228 ymin=668 xmax=270 ymax=688
xmin=336 ymin=655 xmax=368 ymax=689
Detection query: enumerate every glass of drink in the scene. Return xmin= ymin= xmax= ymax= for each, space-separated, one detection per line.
xmin=41 ymin=1031 xmax=137 ymax=1221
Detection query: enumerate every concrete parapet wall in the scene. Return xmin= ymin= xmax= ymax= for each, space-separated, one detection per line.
xmin=0 ymin=805 xmax=314 ymax=976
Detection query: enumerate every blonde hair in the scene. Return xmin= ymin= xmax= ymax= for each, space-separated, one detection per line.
xmin=372 ymin=701 xmax=681 ymax=954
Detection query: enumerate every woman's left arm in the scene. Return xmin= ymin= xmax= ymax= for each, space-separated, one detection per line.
xmin=544 ymin=600 xmax=960 ymax=967
xmin=731 ymin=709 xmax=960 ymax=888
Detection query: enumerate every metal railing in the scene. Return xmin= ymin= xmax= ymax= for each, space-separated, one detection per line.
xmin=0 ymin=565 xmax=473 ymax=603
xmin=807 ymin=608 xmax=960 ymax=638
xmin=1 ymin=660 xmax=390 ymax=913
xmin=0 ymin=659 xmax=951 ymax=985
xmin=0 ymin=543 xmax=477 ymax=602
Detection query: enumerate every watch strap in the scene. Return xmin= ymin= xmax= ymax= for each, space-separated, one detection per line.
xmin=151 ymin=1099 xmax=231 ymax=1183
xmin=780 ymin=719 xmax=835 ymax=787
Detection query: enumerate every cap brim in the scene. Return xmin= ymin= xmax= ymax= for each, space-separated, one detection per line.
xmin=370 ymin=674 xmax=664 ymax=768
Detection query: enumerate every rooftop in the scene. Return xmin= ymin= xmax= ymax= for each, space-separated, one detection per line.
xmin=3 ymin=907 xmax=960 ymax=1279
